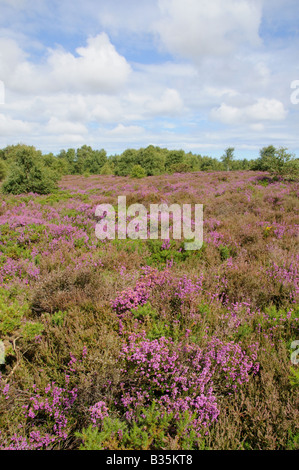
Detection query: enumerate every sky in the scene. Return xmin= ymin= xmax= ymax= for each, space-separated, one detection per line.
xmin=0 ymin=0 xmax=299 ymax=160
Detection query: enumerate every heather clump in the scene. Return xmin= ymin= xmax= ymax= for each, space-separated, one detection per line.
xmin=76 ymin=332 xmax=259 ymax=450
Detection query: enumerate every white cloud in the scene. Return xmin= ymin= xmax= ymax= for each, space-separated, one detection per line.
xmin=0 ymin=34 xmax=131 ymax=95
xmin=107 ymin=124 xmax=145 ymax=136
xmin=48 ymin=34 xmax=131 ymax=94
xmin=0 ymin=0 xmax=298 ymax=157
xmin=145 ymin=88 xmax=183 ymax=116
xmin=211 ymin=98 xmax=287 ymax=124
xmin=250 ymin=123 xmax=265 ymax=132
xmin=0 ymin=38 xmax=28 ymax=79
xmin=46 ymin=117 xmax=88 ymax=135
xmin=55 ymin=133 xmax=86 ymax=144
xmin=0 ymin=113 xmax=33 ymax=135
xmin=155 ymin=0 xmax=262 ymax=60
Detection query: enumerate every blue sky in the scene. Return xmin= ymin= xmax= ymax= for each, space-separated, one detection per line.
xmin=0 ymin=0 xmax=299 ymax=160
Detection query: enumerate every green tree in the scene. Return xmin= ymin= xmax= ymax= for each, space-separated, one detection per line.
xmin=100 ymin=161 xmax=114 ymax=175
xmin=165 ymin=150 xmax=185 ymax=172
xmin=199 ymin=156 xmax=223 ymax=171
xmin=221 ymin=147 xmax=235 ymax=171
xmin=169 ymin=162 xmax=192 ymax=173
xmin=251 ymin=145 xmax=276 ymax=171
xmin=2 ymin=146 xmax=59 ymax=195
xmin=137 ymin=146 xmax=165 ymax=176
xmin=57 ymin=148 xmax=76 ymax=174
xmin=268 ymin=147 xmax=299 ymax=178
xmin=85 ymin=149 xmax=107 ymax=174
xmin=252 ymin=145 xmax=298 ymax=178
xmin=75 ymin=145 xmax=93 ymax=174
xmin=185 ymin=152 xmax=200 ymax=171
xmin=115 ymin=149 xmax=139 ymax=176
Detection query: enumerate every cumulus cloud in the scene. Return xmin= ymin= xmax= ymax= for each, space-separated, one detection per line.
xmin=0 ymin=113 xmax=33 ymax=135
xmin=46 ymin=117 xmax=88 ymax=135
xmin=48 ymin=34 xmax=131 ymax=94
xmin=211 ymin=98 xmax=287 ymax=124
xmin=145 ymin=88 xmax=183 ymax=116
xmin=0 ymin=33 xmax=131 ymax=95
xmin=155 ymin=0 xmax=262 ymax=60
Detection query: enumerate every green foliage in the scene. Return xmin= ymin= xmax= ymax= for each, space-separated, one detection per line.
xmin=132 ymin=302 xmax=181 ymax=341
xmin=198 ymin=156 xmax=223 ymax=171
xmin=0 ymin=143 xmax=297 ymax=178
xmin=34 ymin=190 xmax=74 ymax=206
xmin=289 ymin=367 xmax=299 ymax=388
xmin=219 ymin=244 xmax=235 ymax=261
xmin=21 ymin=321 xmax=44 ymax=340
xmin=0 ymin=288 xmax=29 ymax=335
xmin=253 ymin=145 xmax=299 ymax=178
xmin=169 ymin=162 xmax=192 ymax=173
xmin=2 ymin=146 xmax=59 ymax=195
xmin=269 ymin=147 xmax=299 ymax=178
xmin=145 ymin=239 xmax=196 ymax=266
xmin=165 ymin=150 xmax=184 ymax=171
xmin=57 ymin=148 xmax=76 ymax=174
xmin=137 ymin=146 xmax=166 ymax=176
xmin=286 ymin=430 xmax=299 ymax=450
xmin=51 ymin=310 xmax=67 ymax=327
xmin=100 ymin=162 xmax=114 ymax=175
xmin=253 ymin=145 xmax=276 ymax=171
xmin=0 ymin=159 xmax=7 ymax=181
xmin=76 ymin=146 xmax=107 ymax=175
xmin=77 ymin=402 xmax=202 ymax=450
xmin=221 ymin=147 xmax=235 ymax=171
xmin=114 ymin=149 xmax=139 ymax=176
xmin=233 ymin=323 xmax=255 ymax=342
xmin=130 ymin=164 xmax=146 ymax=179
xmin=264 ymin=305 xmax=298 ymax=324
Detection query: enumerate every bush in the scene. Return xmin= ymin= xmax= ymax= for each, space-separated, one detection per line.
xmin=130 ymin=164 xmax=146 ymax=179
xmin=2 ymin=146 xmax=59 ymax=195
xmin=253 ymin=145 xmax=299 ymax=178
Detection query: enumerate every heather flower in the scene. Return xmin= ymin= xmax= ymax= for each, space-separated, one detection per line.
xmin=89 ymin=401 xmax=109 ymax=427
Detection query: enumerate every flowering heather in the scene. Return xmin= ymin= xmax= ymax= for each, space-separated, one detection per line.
xmin=117 ymin=332 xmax=259 ymax=436
xmin=0 ymin=375 xmax=78 ymax=450
xmin=89 ymin=401 xmax=109 ymax=427
xmin=0 ymin=170 xmax=298 ymax=450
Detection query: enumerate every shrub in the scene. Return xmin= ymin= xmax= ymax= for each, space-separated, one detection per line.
xmin=253 ymin=145 xmax=299 ymax=178
xmin=2 ymin=147 xmax=59 ymax=195
xmin=130 ymin=165 xmax=146 ymax=179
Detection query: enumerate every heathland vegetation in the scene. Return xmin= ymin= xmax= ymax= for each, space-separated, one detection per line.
xmin=0 ymin=143 xmax=298 ymax=450
xmin=0 ymin=144 xmax=298 ymax=194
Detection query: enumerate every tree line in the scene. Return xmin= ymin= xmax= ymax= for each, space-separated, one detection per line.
xmin=0 ymin=143 xmax=298 ymax=194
